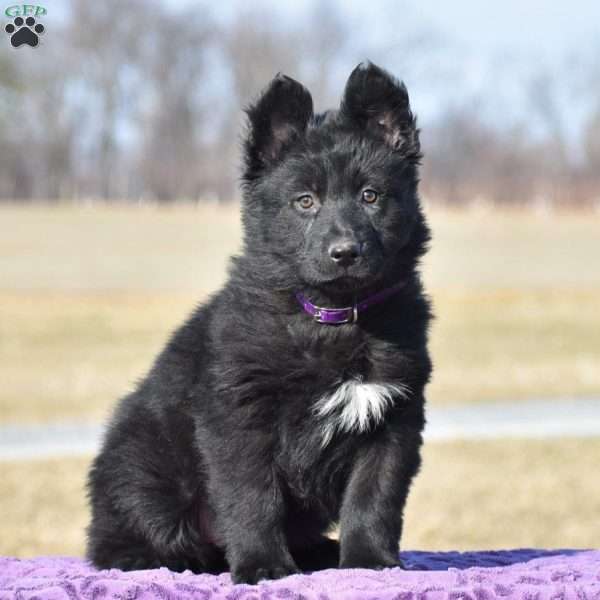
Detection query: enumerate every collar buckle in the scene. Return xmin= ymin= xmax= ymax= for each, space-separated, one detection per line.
xmin=313 ymin=305 xmax=357 ymax=325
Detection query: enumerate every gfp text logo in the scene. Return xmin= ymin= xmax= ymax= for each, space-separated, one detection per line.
xmin=4 ymin=4 xmax=46 ymax=47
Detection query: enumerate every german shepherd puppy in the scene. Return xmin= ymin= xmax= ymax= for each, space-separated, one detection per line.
xmin=87 ymin=62 xmax=432 ymax=585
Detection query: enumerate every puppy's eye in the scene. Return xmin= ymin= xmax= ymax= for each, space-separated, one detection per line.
xmin=362 ymin=189 xmax=379 ymax=204
xmin=296 ymin=194 xmax=314 ymax=210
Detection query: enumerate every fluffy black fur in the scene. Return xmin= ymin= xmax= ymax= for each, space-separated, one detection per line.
xmin=87 ymin=62 xmax=432 ymax=585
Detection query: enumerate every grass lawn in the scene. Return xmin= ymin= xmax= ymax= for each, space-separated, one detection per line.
xmin=2 ymin=438 xmax=599 ymax=558
xmin=0 ymin=204 xmax=598 ymax=558
xmin=1 ymin=289 xmax=599 ymax=423
xmin=1 ymin=204 xmax=598 ymax=422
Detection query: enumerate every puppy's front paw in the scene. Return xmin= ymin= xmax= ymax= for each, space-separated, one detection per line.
xmin=232 ymin=559 xmax=300 ymax=585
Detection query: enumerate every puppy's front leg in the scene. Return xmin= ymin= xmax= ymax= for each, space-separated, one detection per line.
xmin=205 ymin=431 xmax=299 ymax=584
xmin=339 ymin=422 xmax=423 ymax=570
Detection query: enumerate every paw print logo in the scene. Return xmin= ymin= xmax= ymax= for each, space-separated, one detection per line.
xmin=5 ymin=16 xmax=45 ymax=47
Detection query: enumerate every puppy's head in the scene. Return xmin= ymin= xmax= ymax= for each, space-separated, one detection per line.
xmin=241 ymin=62 xmax=428 ymax=295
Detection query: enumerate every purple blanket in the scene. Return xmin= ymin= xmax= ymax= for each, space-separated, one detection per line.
xmin=1 ymin=550 xmax=598 ymax=600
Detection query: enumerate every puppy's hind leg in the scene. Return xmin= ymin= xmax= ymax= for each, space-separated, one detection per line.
xmin=86 ymin=524 xmax=161 ymax=572
xmin=87 ymin=509 xmax=227 ymax=574
xmin=87 ymin=419 xmax=225 ymax=574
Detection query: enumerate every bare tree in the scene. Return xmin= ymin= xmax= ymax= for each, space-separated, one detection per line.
xmin=137 ymin=10 xmax=213 ymax=201
xmin=0 ymin=0 xmax=599 ymax=206
xmin=68 ymin=0 xmax=153 ymax=199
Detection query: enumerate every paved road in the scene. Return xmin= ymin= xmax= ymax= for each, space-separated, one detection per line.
xmin=1 ymin=398 xmax=600 ymax=461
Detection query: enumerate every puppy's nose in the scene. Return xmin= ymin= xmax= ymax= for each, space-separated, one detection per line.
xmin=328 ymin=240 xmax=362 ymax=267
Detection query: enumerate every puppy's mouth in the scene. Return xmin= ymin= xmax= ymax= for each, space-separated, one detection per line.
xmin=303 ymin=267 xmax=381 ymax=294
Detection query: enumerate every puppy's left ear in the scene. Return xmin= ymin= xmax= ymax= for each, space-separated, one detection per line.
xmin=340 ymin=62 xmax=420 ymax=159
xmin=243 ymin=74 xmax=314 ymax=181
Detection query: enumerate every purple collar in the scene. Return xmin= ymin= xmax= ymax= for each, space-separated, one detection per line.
xmin=295 ymin=280 xmax=407 ymax=325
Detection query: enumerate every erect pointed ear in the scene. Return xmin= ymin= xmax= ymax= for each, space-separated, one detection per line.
xmin=340 ymin=62 xmax=420 ymax=159
xmin=243 ymin=74 xmax=314 ymax=180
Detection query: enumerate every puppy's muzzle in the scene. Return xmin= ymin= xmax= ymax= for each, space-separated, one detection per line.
xmin=328 ymin=240 xmax=363 ymax=268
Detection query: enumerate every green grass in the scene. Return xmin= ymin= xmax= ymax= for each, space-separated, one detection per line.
xmin=0 ymin=204 xmax=598 ymax=422
xmin=2 ymin=438 xmax=599 ymax=557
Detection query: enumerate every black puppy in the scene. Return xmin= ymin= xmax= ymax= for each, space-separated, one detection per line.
xmin=87 ymin=62 xmax=432 ymax=585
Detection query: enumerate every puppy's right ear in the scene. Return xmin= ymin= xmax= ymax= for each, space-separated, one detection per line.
xmin=243 ymin=74 xmax=313 ymax=182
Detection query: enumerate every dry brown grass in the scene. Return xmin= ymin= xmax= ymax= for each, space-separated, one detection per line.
xmin=2 ymin=203 xmax=600 ymax=292
xmin=0 ymin=203 xmax=239 ymax=293
xmin=423 ymin=204 xmax=600 ymax=291
xmin=0 ymin=292 xmax=192 ymax=423
xmin=2 ymin=438 xmax=598 ymax=557
xmin=1 ymin=289 xmax=599 ymax=423
xmin=1 ymin=203 xmax=599 ymax=423
xmin=404 ymin=438 xmax=600 ymax=550
xmin=1 ymin=204 xmax=597 ymax=559
xmin=428 ymin=289 xmax=600 ymax=403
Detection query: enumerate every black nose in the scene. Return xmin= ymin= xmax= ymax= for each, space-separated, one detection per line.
xmin=328 ymin=240 xmax=362 ymax=267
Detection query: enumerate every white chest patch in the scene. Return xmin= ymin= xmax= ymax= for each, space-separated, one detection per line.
xmin=313 ymin=378 xmax=411 ymax=446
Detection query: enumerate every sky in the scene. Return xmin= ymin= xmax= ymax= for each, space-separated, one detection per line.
xmin=408 ymin=0 xmax=597 ymax=61
xmin=184 ymin=0 xmax=600 ymax=134
xmin=38 ymin=0 xmax=600 ymax=62
xmin=202 ymin=0 xmax=599 ymax=61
